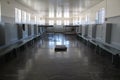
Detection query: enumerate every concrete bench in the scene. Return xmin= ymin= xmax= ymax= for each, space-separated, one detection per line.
xmin=76 ymin=33 xmax=83 ymax=41
xmin=77 ymin=33 xmax=120 ymax=67
xmin=88 ymin=40 xmax=99 ymax=51
xmin=77 ymin=33 xmax=91 ymax=46
xmin=89 ymin=40 xmax=98 ymax=46
xmin=0 ymin=41 xmax=23 ymax=57
xmin=0 ymin=35 xmax=37 ymax=59
xmin=81 ymin=36 xmax=91 ymax=45
xmin=88 ymin=39 xmax=120 ymax=67
xmin=98 ymin=43 xmax=120 ymax=66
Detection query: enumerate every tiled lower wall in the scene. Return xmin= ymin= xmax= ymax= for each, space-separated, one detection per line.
xmin=0 ymin=23 xmax=43 ymax=47
xmin=4 ymin=23 xmax=18 ymax=45
xmin=107 ymin=16 xmax=120 ymax=48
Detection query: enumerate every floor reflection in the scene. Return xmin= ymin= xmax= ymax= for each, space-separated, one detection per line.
xmin=0 ymin=33 xmax=120 ymax=80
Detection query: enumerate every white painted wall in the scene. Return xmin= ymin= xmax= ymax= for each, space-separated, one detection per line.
xmin=1 ymin=0 xmax=35 ymax=23
xmin=1 ymin=0 xmax=15 ymax=23
xmin=0 ymin=0 xmax=37 ymax=45
xmin=80 ymin=0 xmax=106 ymax=24
xmin=80 ymin=0 xmax=120 ymax=22
xmin=106 ymin=0 xmax=120 ymax=18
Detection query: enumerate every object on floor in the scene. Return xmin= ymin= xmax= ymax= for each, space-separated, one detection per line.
xmin=55 ymin=45 xmax=67 ymax=51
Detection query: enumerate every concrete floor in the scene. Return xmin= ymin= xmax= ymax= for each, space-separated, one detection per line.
xmin=0 ymin=33 xmax=120 ymax=80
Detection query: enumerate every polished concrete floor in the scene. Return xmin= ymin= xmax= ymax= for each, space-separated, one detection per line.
xmin=0 ymin=33 xmax=120 ymax=80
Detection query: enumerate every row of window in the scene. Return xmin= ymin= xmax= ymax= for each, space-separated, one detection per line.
xmin=49 ymin=7 xmax=69 ymax=18
xmin=15 ymin=8 xmax=29 ymax=23
xmin=15 ymin=8 xmax=78 ymax=25
xmin=49 ymin=11 xmax=69 ymax=18
xmin=49 ymin=20 xmax=69 ymax=25
xmin=15 ymin=8 xmax=70 ymax=25
xmin=82 ymin=8 xmax=105 ymax=24
xmin=15 ymin=8 xmax=46 ymax=25
xmin=48 ymin=19 xmax=81 ymax=25
xmin=15 ymin=8 xmax=105 ymax=25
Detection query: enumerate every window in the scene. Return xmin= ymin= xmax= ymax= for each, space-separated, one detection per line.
xmin=56 ymin=20 xmax=62 ymax=25
xmin=49 ymin=7 xmax=54 ymax=18
xmin=34 ymin=16 xmax=37 ymax=24
xmin=49 ymin=5 xmax=54 ymax=18
xmin=64 ymin=12 xmax=69 ymax=18
xmin=64 ymin=8 xmax=69 ymax=18
xmin=64 ymin=20 xmax=69 ymax=25
xmin=85 ymin=15 xmax=90 ymax=24
xmin=78 ymin=17 xmax=81 ymax=25
xmin=49 ymin=12 xmax=54 ymax=18
xmin=21 ymin=11 xmax=26 ymax=23
xmin=26 ymin=13 xmax=31 ymax=23
xmin=49 ymin=20 xmax=54 ymax=25
xmin=101 ymin=8 xmax=105 ymax=23
xmin=30 ymin=15 xmax=34 ymax=24
xmin=39 ymin=18 xmax=45 ymax=25
xmin=73 ymin=19 xmax=75 ymax=25
xmin=37 ymin=17 xmax=41 ymax=24
xmin=96 ymin=8 xmax=105 ymax=24
xmin=36 ymin=17 xmax=39 ymax=24
xmin=56 ymin=7 xmax=62 ymax=18
xmin=30 ymin=15 xmax=37 ymax=24
xmin=73 ymin=18 xmax=79 ymax=25
xmin=15 ymin=8 xmax=21 ymax=23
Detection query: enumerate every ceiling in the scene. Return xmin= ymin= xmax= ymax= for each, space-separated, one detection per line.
xmin=16 ymin=0 xmax=104 ymax=14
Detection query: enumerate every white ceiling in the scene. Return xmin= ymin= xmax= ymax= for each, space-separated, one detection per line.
xmin=16 ymin=0 xmax=104 ymax=13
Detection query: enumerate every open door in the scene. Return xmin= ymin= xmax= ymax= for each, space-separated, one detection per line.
xmin=17 ymin=24 xmax=23 ymax=40
xmin=0 ymin=23 xmax=5 ymax=46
